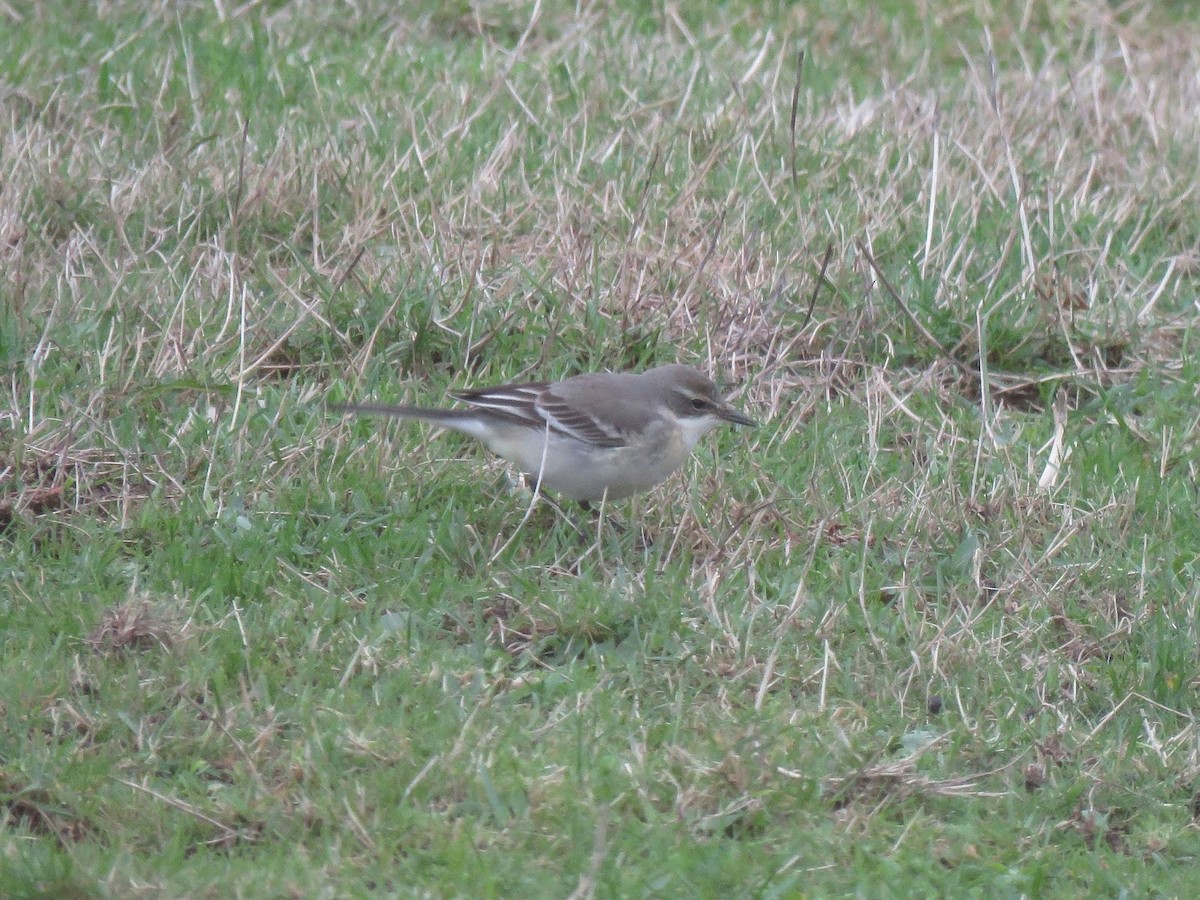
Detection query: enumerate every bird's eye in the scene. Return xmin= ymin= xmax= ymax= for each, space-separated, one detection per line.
xmin=690 ymin=397 xmax=708 ymax=411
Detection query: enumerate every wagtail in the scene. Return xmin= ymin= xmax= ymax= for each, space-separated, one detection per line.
xmin=333 ymin=363 xmax=756 ymax=502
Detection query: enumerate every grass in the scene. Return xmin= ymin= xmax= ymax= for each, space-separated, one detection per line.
xmin=4 ymin=0 xmax=1200 ymax=895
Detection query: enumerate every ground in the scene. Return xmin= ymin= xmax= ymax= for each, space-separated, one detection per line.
xmin=3 ymin=1 xmax=1200 ymax=895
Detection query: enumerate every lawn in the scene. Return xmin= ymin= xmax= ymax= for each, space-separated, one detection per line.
xmin=4 ymin=0 xmax=1200 ymax=895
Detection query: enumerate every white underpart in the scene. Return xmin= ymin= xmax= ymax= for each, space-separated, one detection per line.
xmin=675 ymin=414 xmax=722 ymax=451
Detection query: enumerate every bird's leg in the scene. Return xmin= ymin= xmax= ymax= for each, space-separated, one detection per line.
xmin=578 ymin=500 xmax=627 ymax=534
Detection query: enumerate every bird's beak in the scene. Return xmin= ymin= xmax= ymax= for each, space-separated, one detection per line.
xmin=718 ymin=402 xmax=758 ymax=428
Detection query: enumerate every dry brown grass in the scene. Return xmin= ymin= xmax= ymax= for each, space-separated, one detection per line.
xmin=85 ymin=594 xmax=188 ymax=655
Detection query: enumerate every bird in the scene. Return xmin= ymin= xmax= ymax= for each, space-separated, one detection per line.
xmin=332 ymin=363 xmax=756 ymax=503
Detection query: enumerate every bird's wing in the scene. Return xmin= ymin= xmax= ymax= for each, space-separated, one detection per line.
xmin=534 ymin=388 xmax=629 ymax=448
xmin=451 ymin=381 xmax=629 ymax=448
